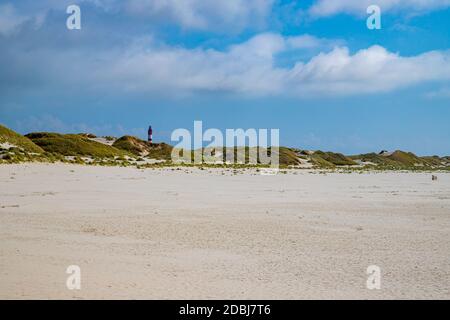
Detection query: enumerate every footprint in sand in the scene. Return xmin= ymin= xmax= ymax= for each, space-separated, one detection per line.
xmin=0 ymin=204 xmax=20 ymax=209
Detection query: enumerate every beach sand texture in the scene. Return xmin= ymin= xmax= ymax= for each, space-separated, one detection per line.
xmin=1 ymin=164 xmax=449 ymax=299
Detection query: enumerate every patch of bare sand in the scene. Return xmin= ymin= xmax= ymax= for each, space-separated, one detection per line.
xmin=0 ymin=163 xmax=449 ymax=299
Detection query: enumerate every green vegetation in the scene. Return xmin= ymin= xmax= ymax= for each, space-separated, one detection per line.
xmin=350 ymin=150 xmax=448 ymax=170
xmin=313 ymin=151 xmax=357 ymax=166
xmin=185 ymin=146 xmax=299 ymax=167
xmin=421 ymin=156 xmax=444 ymax=166
xmin=112 ymin=136 xmax=173 ymax=160
xmin=0 ymin=124 xmax=44 ymax=153
xmin=277 ymin=147 xmax=301 ymax=166
xmin=309 ymin=154 xmax=335 ymax=168
xmin=1 ymin=123 xmax=449 ymax=171
xmin=26 ymin=132 xmax=128 ymax=157
xmin=112 ymin=136 xmax=149 ymax=155
xmin=386 ymin=150 xmax=426 ymax=166
xmin=225 ymin=146 xmax=300 ymax=166
xmin=78 ymin=133 xmax=97 ymax=139
xmin=349 ymin=153 xmax=399 ymax=167
xmin=146 ymin=143 xmax=173 ymax=160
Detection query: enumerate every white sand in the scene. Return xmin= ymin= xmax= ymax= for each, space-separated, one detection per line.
xmin=0 ymin=163 xmax=449 ymax=299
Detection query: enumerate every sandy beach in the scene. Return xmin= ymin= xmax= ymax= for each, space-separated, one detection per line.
xmin=0 ymin=163 xmax=449 ymax=299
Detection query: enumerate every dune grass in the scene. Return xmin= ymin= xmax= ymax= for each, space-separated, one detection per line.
xmin=113 ymin=135 xmax=173 ymax=160
xmin=350 ymin=150 xmax=443 ymax=169
xmin=26 ymin=132 xmax=128 ymax=158
xmin=386 ymin=150 xmax=426 ymax=166
xmin=1 ymin=124 xmax=449 ymax=171
xmin=313 ymin=151 xmax=357 ymax=166
xmin=0 ymin=124 xmax=44 ymax=153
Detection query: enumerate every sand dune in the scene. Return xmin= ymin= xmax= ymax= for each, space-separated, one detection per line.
xmin=0 ymin=163 xmax=449 ymax=299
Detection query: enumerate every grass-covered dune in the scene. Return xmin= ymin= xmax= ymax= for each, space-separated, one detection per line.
xmin=26 ymin=132 xmax=128 ymax=158
xmin=112 ymin=136 xmax=173 ymax=160
xmin=112 ymin=136 xmax=148 ymax=155
xmin=145 ymin=143 xmax=174 ymax=160
xmin=195 ymin=146 xmax=300 ymax=166
xmin=0 ymin=124 xmax=44 ymax=153
xmin=387 ymin=150 xmax=427 ymax=166
xmin=1 ymin=123 xmax=449 ymax=170
xmin=311 ymin=151 xmax=357 ymax=167
xmin=277 ymin=147 xmax=301 ymax=166
xmin=350 ymin=150 xmax=450 ymax=169
xmin=349 ymin=153 xmax=399 ymax=167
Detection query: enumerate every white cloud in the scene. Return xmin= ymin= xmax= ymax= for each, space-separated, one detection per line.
xmin=101 ymin=33 xmax=314 ymax=95
xmin=3 ymin=31 xmax=450 ymax=98
xmin=0 ymin=0 xmax=273 ymax=33
xmin=287 ymin=45 xmax=450 ymax=96
xmin=0 ymin=4 xmax=28 ymax=35
xmin=99 ymin=35 xmax=450 ymax=97
xmin=0 ymin=3 xmax=48 ymax=36
xmin=309 ymin=0 xmax=450 ymax=17
xmin=125 ymin=0 xmax=274 ymax=31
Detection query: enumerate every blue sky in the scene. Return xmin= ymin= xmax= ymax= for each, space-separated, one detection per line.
xmin=0 ymin=0 xmax=450 ymax=155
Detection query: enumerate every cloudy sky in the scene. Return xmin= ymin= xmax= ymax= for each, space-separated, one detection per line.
xmin=1 ymin=0 xmax=450 ymax=155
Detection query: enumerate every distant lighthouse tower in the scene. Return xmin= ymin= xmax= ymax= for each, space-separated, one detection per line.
xmin=147 ymin=125 xmax=153 ymax=144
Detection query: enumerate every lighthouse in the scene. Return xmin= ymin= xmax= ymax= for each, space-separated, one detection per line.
xmin=148 ymin=125 xmax=153 ymax=144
